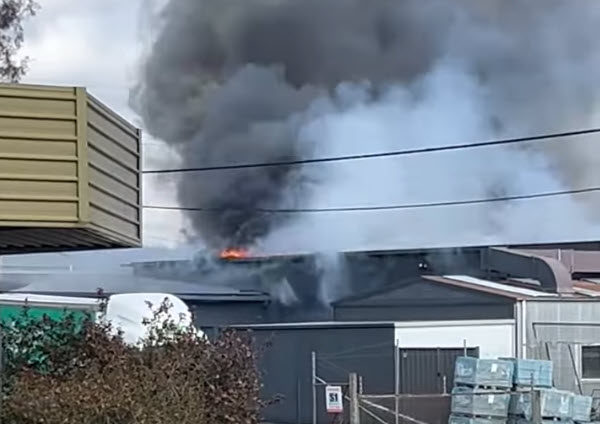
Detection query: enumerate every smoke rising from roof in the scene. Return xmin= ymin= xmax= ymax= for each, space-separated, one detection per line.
xmin=132 ymin=0 xmax=600 ymax=251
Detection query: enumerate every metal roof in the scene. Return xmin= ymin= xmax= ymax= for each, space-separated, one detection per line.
xmin=441 ymin=275 xmax=558 ymax=298
xmin=428 ymin=275 xmax=600 ymax=300
xmin=0 ymin=271 xmax=268 ymax=302
xmin=231 ymin=321 xmax=396 ymax=330
xmin=0 ymin=292 xmax=101 ymax=310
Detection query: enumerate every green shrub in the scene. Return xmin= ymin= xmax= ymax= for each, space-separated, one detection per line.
xmin=0 ymin=300 xmax=262 ymax=424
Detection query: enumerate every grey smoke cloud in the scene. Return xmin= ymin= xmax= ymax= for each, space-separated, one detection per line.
xmin=132 ymin=0 xmax=600 ymax=250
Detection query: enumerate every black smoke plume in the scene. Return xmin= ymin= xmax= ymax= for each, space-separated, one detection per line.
xmin=132 ymin=0 xmax=600 ymax=250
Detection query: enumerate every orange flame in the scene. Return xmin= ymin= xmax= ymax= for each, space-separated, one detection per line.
xmin=219 ymin=248 xmax=249 ymax=260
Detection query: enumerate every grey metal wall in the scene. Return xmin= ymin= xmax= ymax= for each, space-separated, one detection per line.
xmin=398 ymin=347 xmax=479 ymax=394
xmin=189 ymin=301 xmax=269 ymax=328
xmin=231 ymin=323 xmax=395 ymax=424
xmin=526 ymin=300 xmax=600 ymax=394
xmin=335 ymin=304 xmax=514 ymax=321
xmin=334 ymin=279 xmax=515 ymax=322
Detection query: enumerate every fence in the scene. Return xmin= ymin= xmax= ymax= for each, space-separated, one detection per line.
xmin=310 ymin=342 xmax=476 ymax=424
xmin=314 ymin=370 xmax=544 ymax=424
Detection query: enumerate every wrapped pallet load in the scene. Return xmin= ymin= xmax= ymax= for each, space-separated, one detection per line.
xmin=451 ymin=387 xmax=511 ymax=418
xmin=509 ymin=389 xmax=573 ymax=421
xmin=501 ymin=358 xmax=553 ymax=388
xmin=572 ymin=395 xmax=593 ymax=423
xmin=449 ymin=415 xmax=507 ymax=424
xmin=455 ymin=357 xmax=514 ymax=388
xmin=508 ymin=419 xmax=574 ymax=424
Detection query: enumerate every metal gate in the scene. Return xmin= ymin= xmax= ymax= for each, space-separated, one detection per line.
xmin=398 ymin=347 xmax=479 ymax=394
xmin=357 ymin=347 xmax=481 ymax=424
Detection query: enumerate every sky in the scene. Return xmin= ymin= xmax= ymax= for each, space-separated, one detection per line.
xmin=6 ymin=0 xmax=600 ymax=268
xmin=17 ymin=0 xmax=187 ymax=249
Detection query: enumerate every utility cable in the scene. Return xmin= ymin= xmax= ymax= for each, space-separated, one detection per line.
xmin=142 ymin=127 xmax=600 ymax=174
xmin=143 ymin=185 xmax=600 ymax=214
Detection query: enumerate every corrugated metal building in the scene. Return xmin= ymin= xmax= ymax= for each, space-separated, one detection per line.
xmin=7 ymin=246 xmax=600 ymax=423
xmin=331 ymin=248 xmax=600 ymax=395
xmin=220 ymin=248 xmax=600 ymax=424
xmin=0 ymin=270 xmax=270 ymax=329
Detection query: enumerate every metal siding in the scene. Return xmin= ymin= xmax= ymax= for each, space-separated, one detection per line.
xmin=190 ymin=302 xmax=269 ymax=327
xmin=230 ymin=324 xmax=395 ymax=424
xmin=88 ymin=167 xmax=138 ymax=205
xmin=395 ymin=321 xmax=515 ymax=358
xmin=526 ymin=301 xmax=600 ymax=394
xmin=0 ymin=85 xmax=80 ymax=227
xmin=0 ymin=83 xmax=141 ymax=252
xmin=86 ymin=96 xmax=141 ymax=245
xmin=399 ymin=347 xmax=478 ymax=393
xmin=335 ymin=303 xmax=514 ymax=321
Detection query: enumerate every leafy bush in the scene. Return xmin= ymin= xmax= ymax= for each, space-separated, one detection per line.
xmin=0 ymin=300 xmax=262 ymax=424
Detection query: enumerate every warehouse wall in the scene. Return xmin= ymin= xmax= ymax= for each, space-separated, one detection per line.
xmin=395 ymin=319 xmax=515 ymax=358
xmin=526 ymin=300 xmax=600 ymax=394
xmin=334 ymin=278 xmax=515 ymax=322
xmin=188 ymin=301 xmax=269 ymax=328
xmin=231 ymin=323 xmax=395 ymax=424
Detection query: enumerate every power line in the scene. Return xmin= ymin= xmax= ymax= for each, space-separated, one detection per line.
xmin=143 ymin=185 xmax=600 ymax=214
xmin=142 ymin=127 xmax=600 ymax=175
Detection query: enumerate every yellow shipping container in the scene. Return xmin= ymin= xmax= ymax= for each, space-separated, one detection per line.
xmin=0 ymin=83 xmax=142 ymax=253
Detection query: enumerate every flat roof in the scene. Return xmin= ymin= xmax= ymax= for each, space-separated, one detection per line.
xmin=442 ymin=275 xmax=558 ymax=298
xmin=0 ymin=272 xmax=268 ymax=301
xmin=231 ymin=321 xmax=396 ymax=330
xmin=0 ymin=293 xmax=100 ymax=309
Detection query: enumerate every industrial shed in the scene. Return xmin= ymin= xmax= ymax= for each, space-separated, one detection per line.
xmin=332 ymin=266 xmax=600 ymax=395
xmin=216 ymin=248 xmax=600 ymax=423
xmin=0 ymin=270 xmax=269 ymax=329
xmin=232 ymin=277 xmax=600 ymax=424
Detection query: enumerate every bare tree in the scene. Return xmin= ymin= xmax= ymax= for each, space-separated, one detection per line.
xmin=0 ymin=0 xmax=38 ymax=82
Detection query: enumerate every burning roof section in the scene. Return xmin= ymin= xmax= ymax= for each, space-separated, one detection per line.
xmin=125 ymin=245 xmax=600 ymax=301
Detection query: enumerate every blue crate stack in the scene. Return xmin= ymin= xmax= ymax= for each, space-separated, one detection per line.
xmin=455 ymin=357 xmax=514 ymax=389
xmin=500 ymin=358 xmax=553 ymax=388
xmin=573 ymin=395 xmax=593 ymax=423
xmin=450 ymin=357 xmax=594 ymax=424
xmin=450 ymin=414 xmax=507 ymax=424
xmin=450 ymin=357 xmax=514 ymax=424
xmin=509 ymin=389 xmax=573 ymax=420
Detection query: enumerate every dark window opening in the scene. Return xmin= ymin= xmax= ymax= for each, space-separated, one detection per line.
xmin=582 ymin=346 xmax=600 ymax=379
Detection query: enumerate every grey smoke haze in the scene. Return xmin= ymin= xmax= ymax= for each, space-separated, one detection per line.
xmin=132 ymin=0 xmax=600 ymax=251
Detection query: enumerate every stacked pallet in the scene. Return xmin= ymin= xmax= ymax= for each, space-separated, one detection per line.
xmin=449 ymin=357 xmax=595 ymax=424
xmin=449 ymin=357 xmax=514 ymax=424
xmin=509 ymin=389 xmax=573 ymax=423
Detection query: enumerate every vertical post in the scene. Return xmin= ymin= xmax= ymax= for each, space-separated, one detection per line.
xmin=463 ymin=339 xmax=467 ymax=357
xmin=531 ymin=390 xmax=542 ymax=424
xmin=296 ymin=377 xmax=301 ymax=424
xmin=349 ymin=372 xmax=360 ymax=424
xmin=311 ymin=351 xmax=317 ymax=424
xmin=394 ymin=342 xmax=400 ymax=424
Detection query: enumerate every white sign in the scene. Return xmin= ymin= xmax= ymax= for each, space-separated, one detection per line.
xmin=325 ymin=385 xmax=343 ymax=413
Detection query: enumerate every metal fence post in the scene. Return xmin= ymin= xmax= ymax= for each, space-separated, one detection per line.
xmin=349 ymin=372 xmax=360 ymax=424
xmin=394 ymin=342 xmax=400 ymax=424
xmin=532 ymin=389 xmax=542 ymax=424
xmin=312 ymin=351 xmax=317 ymax=424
